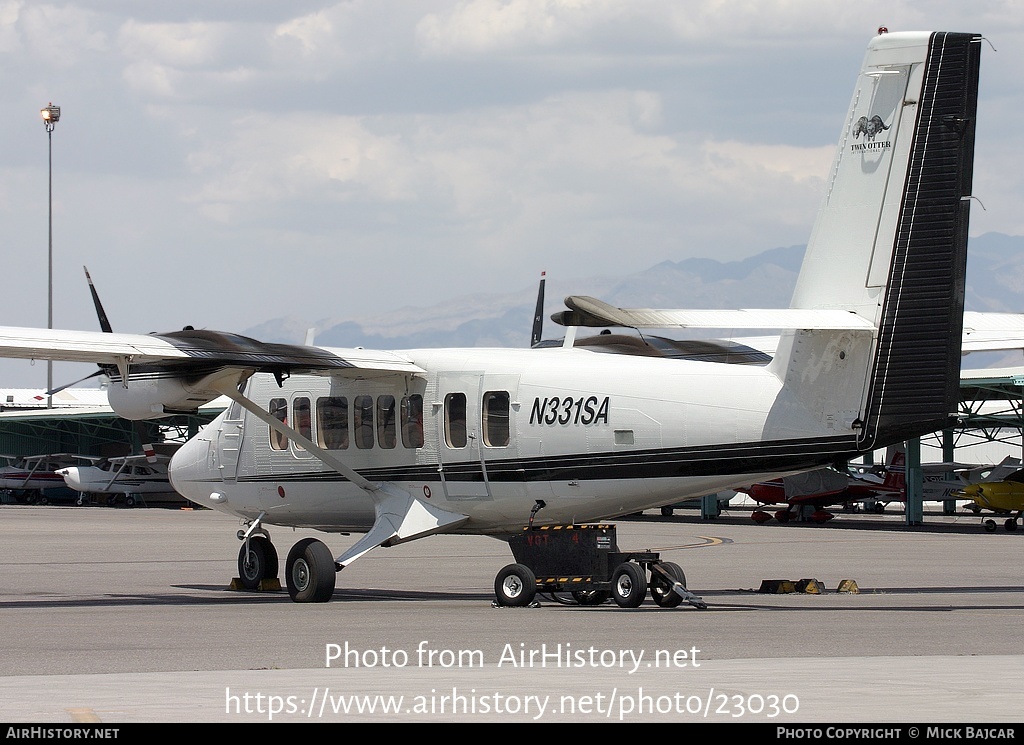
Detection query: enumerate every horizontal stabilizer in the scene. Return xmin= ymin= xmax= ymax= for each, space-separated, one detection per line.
xmin=961 ymin=311 xmax=1024 ymax=353
xmin=552 ymin=296 xmax=873 ymax=330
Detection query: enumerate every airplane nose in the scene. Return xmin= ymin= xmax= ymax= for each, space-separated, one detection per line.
xmin=57 ymin=468 xmax=80 ymax=488
xmin=169 ymin=432 xmax=217 ymax=504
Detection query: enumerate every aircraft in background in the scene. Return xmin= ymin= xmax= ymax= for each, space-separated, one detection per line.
xmin=0 ymin=31 xmax=988 ymax=606
xmin=957 ymin=469 xmax=1024 ymax=531
xmin=0 ymin=453 xmax=92 ymax=504
xmin=55 ymin=453 xmax=181 ymax=507
xmin=739 ymin=447 xmax=1022 ymax=523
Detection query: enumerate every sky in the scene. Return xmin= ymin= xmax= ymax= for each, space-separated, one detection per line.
xmin=0 ymin=1 xmax=1023 ymax=388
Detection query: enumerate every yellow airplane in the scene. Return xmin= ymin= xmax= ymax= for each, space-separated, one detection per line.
xmin=957 ymin=469 xmax=1024 ymax=532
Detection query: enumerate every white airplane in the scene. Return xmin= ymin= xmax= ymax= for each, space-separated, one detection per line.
xmin=0 ymin=30 xmax=987 ymax=606
xmin=0 ymin=453 xmax=93 ymax=503
xmin=55 ymin=453 xmax=178 ymax=507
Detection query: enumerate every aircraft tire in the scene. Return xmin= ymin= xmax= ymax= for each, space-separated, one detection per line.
xmin=611 ymin=562 xmax=647 ymax=608
xmin=571 ymin=589 xmax=610 ymax=606
xmin=286 ymin=538 xmax=336 ymax=603
xmin=985 ymin=519 xmax=997 ymax=532
xmin=650 ymin=562 xmax=686 ymax=608
xmin=124 ymin=495 xmax=136 ymax=508
xmin=1005 ymin=519 xmax=1017 ymax=532
xmin=874 ymin=502 xmax=885 ymax=514
xmin=493 ymin=563 xmax=537 ymax=607
xmin=238 ymin=536 xmax=279 ymax=590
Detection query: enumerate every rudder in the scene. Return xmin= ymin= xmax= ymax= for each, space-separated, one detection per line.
xmin=778 ymin=31 xmax=981 ymax=452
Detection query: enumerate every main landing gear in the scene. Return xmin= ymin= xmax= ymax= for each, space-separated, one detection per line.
xmin=982 ymin=511 xmax=1022 ymax=533
xmin=493 ymin=524 xmax=707 ymax=610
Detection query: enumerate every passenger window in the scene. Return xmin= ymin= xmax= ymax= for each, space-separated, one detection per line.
xmin=482 ymin=391 xmax=510 ymax=447
xmin=377 ymin=395 xmax=397 ymax=449
xmin=317 ymin=397 xmax=349 ymax=450
xmin=294 ymin=397 xmax=311 ymax=450
xmin=354 ymin=395 xmax=375 ymax=449
xmin=269 ymin=398 xmax=288 ymax=450
xmin=445 ymin=392 xmax=467 ymax=448
xmin=401 ymin=394 xmax=424 ymax=449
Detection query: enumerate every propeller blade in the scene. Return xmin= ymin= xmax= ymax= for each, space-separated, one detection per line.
xmin=531 ymin=271 xmax=546 ymax=347
xmin=84 ymin=266 xmax=113 ymax=333
xmin=46 ymin=368 xmax=106 ymax=396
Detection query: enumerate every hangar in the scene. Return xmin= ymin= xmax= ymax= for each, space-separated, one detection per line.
xmin=0 ymin=387 xmax=221 ymax=504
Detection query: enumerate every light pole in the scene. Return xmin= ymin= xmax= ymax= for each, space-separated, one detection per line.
xmin=41 ymin=103 xmax=59 ymax=408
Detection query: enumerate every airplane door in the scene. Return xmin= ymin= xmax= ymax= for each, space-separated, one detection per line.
xmin=436 ymin=373 xmax=487 ymax=499
xmin=214 ymin=401 xmax=244 ymax=481
xmin=435 ymin=373 xmax=522 ymax=501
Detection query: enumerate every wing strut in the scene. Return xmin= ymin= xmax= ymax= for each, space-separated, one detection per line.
xmin=212 ymin=381 xmax=469 ymax=567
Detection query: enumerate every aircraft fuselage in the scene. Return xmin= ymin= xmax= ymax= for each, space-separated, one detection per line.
xmin=169 ymin=344 xmax=855 ymax=535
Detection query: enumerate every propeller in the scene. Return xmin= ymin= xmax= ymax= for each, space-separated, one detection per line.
xmin=84 ymin=266 xmax=113 ymax=334
xmin=44 ymin=266 xmax=114 ymax=395
xmin=531 ymin=271 xmax=546 ymax=347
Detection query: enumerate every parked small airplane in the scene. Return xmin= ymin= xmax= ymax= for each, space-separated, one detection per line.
xmin=55 ymin=453 xmax=180 ymax=507
xmin=957 ymin=469 xmax=1024 ymax=531
xmin=0 ymin=453 xmax=92 ymax=504
xmin=740 ymin=446 xmax=1021 ymax=522
xmin=0 ymin=31 xmax=987 ymax=604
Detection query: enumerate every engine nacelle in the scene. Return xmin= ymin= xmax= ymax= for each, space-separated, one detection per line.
xmin=106 ymin=368 xmax=249 ymax=420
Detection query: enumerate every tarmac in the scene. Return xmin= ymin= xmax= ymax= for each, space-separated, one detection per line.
xmin=1 ymin=503 xmax=1022 ymax=723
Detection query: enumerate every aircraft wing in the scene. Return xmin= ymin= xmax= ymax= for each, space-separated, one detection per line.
xmin=0 ymin=325 xmax=425 ymax=377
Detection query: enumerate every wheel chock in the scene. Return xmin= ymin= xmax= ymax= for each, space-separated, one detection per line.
xmin=758 ymin=579 xmax=796 ymax=594
xmin=794 ymin=578 xmax=823 ymax=594
xmin=836 ymin=579 xmax=860 ymax=594
xmin=759 ymin=579 xmax=825 ymax=594
xmin=229 ymin=578 xmax=282 ymax=591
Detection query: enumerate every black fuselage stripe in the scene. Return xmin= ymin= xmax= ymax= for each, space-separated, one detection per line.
xmin=235 ymin=435 xmax=860 ymax=485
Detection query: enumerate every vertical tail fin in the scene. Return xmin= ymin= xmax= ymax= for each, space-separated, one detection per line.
xmin=882 ymin=445 xmax=907 ymax=490
xmin=775 ymin=31 xmax=981 ymax=451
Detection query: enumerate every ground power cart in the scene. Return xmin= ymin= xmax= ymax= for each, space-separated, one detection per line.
xmin=493 ymin=524 xmax=707 ymax=609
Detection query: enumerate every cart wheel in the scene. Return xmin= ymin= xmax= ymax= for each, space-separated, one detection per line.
xmin=494 ymin=563 xmax=537 ymax=607
xmin=611 ymin=562 xmax=647 ymax=608
xmin=571 ymin=589 xmax=610 ymax=606
xmin=650 ymin=562 xmax=686 ymax=608
xmin=984 ymin=519 xmax=997 ymax=532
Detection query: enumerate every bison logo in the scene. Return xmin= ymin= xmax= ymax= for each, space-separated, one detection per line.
xmin=853 ymin=115 xmax=890 ymax=141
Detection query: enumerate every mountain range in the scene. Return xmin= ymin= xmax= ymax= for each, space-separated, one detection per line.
xmin=243 ymin=232 xmax=1024 ymax=362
